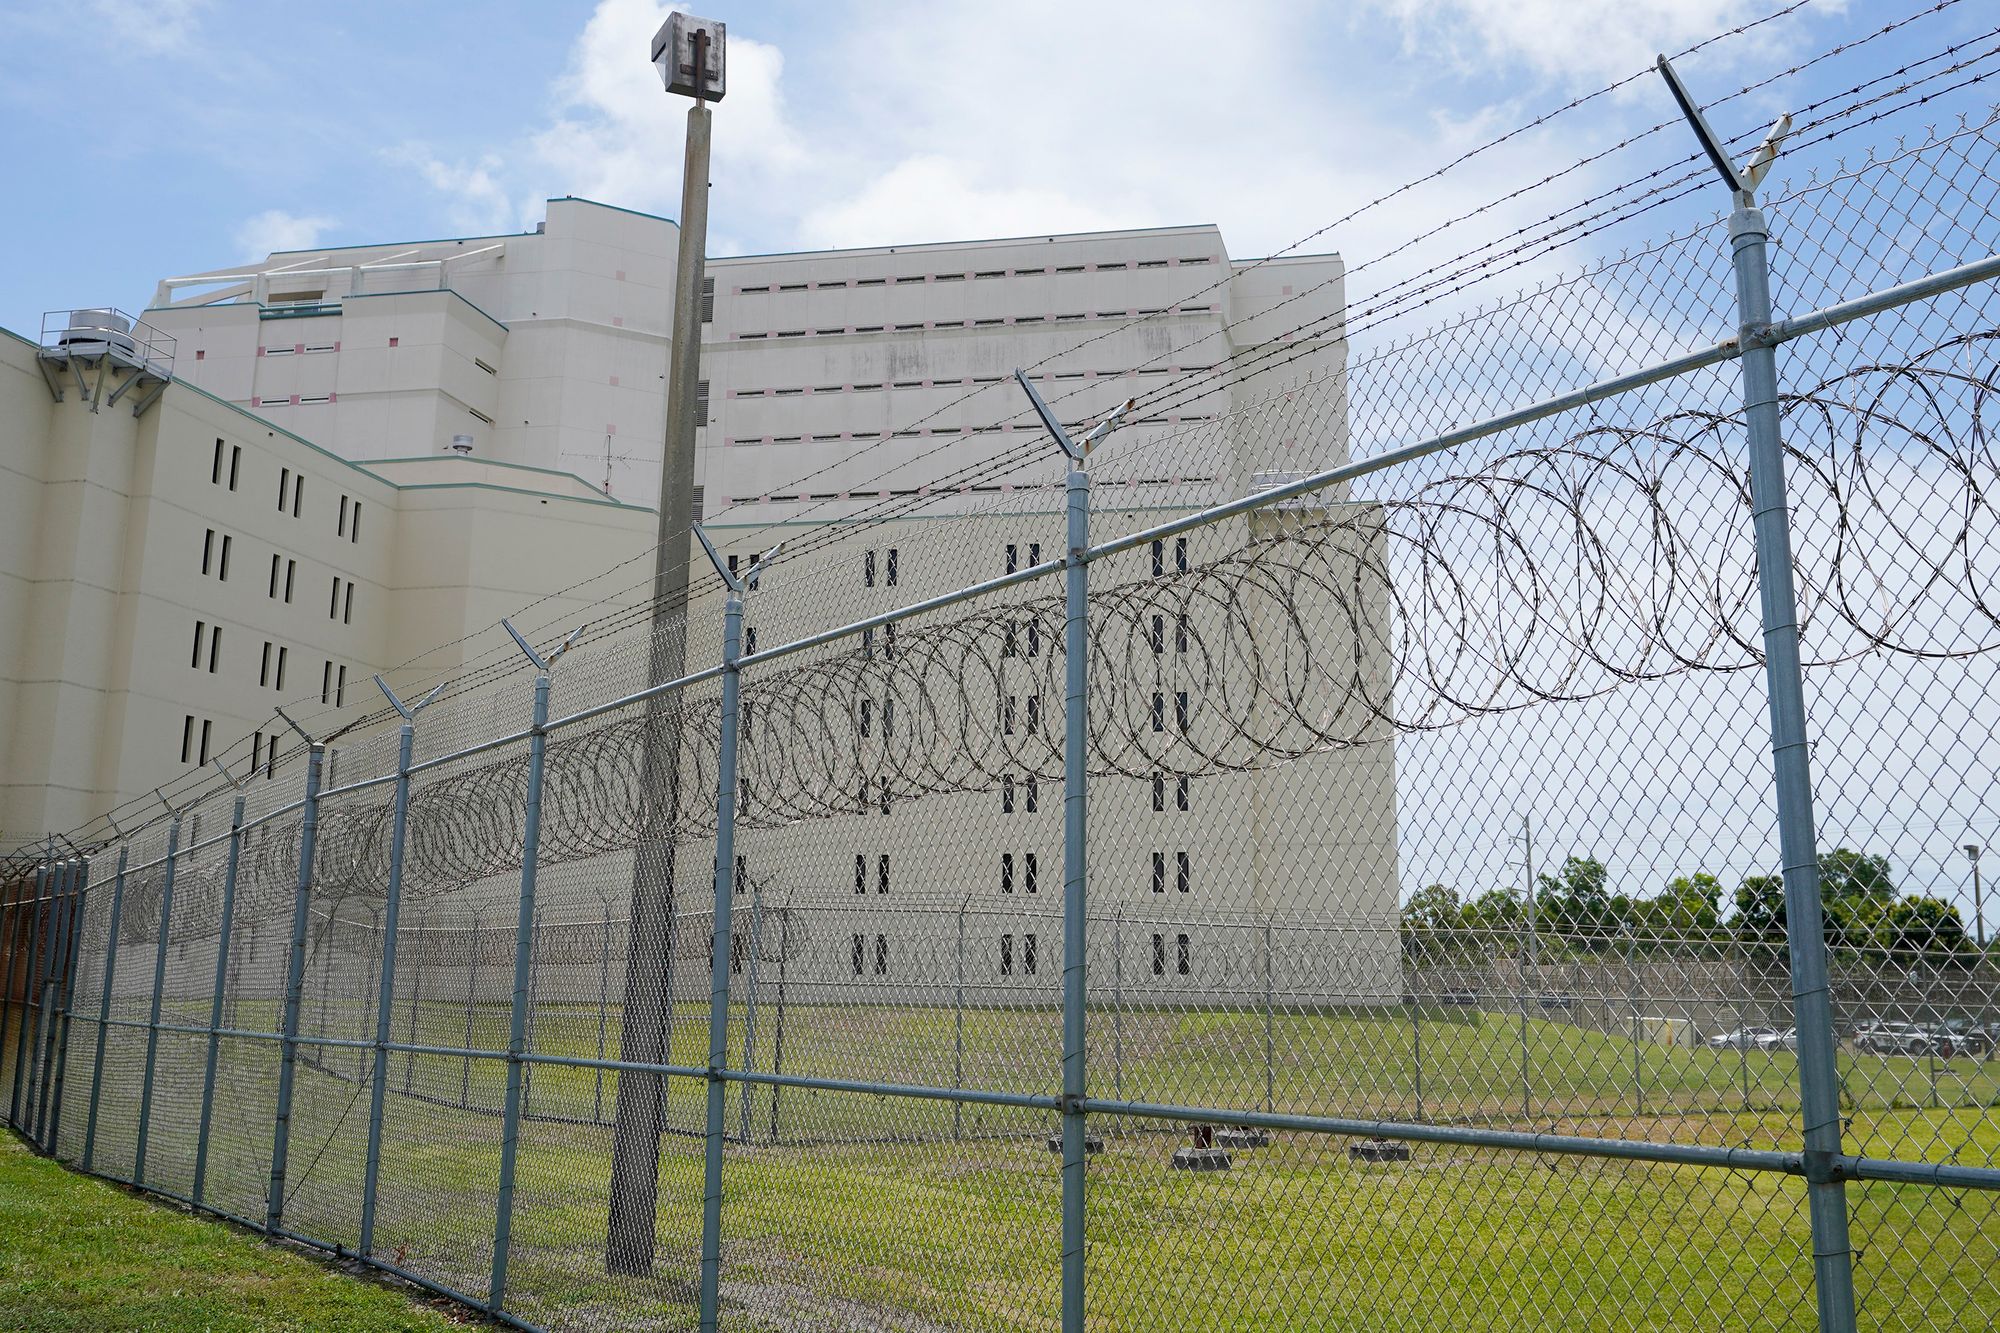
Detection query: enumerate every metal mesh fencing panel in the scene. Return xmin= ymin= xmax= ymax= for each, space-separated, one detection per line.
xmin=7 ymin=17 xmax=2000 ymax=1333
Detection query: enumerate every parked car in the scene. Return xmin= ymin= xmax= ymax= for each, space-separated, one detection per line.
xmin=1709 ymin=1026 xmax=1779 ymax=1050
xmin=1853 ymin=1021 xmax=1935 ymax=1056
xmin=1763 ymin=1027 xmax=1799 ymax=1052
xmin=1932 ymin=1019 xmax=1993 ymax=1058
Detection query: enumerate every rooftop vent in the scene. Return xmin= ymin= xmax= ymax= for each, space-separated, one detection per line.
xmin=448 ymin=434 xmax=475 ymax=455
xmin=36 ymin=307 xmax=175 ymax=416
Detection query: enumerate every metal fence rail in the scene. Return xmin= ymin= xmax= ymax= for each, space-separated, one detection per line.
xmin=7 ymin=27 xmax=2000 ymax=1333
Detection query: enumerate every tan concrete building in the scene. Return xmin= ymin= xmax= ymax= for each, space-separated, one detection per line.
xmin=0 ymin=325 xmax=652 ymax=848
xmin=8 ymin=202 xmax=1397 ymax=1004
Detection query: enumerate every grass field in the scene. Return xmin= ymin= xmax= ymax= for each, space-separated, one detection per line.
xmin=29 ymin=999 xmax=1997 ymax=1331
xmin=0 ymin=1132 xmax=463 ymax=1331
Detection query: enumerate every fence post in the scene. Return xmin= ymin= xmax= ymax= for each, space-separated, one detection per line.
xmin=267 ymin=738 xmax=325 ymax=1233
xmin=490 ymin=675 xmax=550 ymax=1312
xmin=698 ymin=555 xmax=748 ymax=1333
xmin=30 ymin=860 xmax=73 ymax=1147
xmin=1653 ymin=61 xmax=1858 ymax=1329
xmin=29 ymin=860 xmax=69 ymax=1146
xmin=1262 ymin=917 xmax=1275 ymax=1115
xmin=82 ymin=847 xmax=128 ymax=1172
xmin=595 ymin=904 xmax=611 ymax=1123
xmin=738 ymin=881 xmax=763 ymax=1145
xmin=491 ymin=620 xmax=576 ymax=1312
xmin=0 ymin=869 xmax=18 ymax=1122
xmin=1625 ymin=923 xmax=1643 ymax=1116
xmin=358 ymin=907 xmax=381 ymax=1084
xmin=194 ymin=791 xmax=247 ymax=1203
xmin=522 ymin=908 xmax=544 ymax=1121
xmin=462 ymin=910 xmax=482 ymax=1108
xmin=770 ymin=903 xmax=789 ymax=1145
xmin=1730 ymin=186 xmax=1861 ymax=1333
xmin=8 ymin=859 xmax=50 ymax=1129
xmin=1112 ymin=905 xmax=1124 ymax=1102
xmin=134 ymin=819 xmax=182 ymax=1187
xmin=1412 ymin=986 xmax=1424 ymax=1123
xmin=403 ymin=912 xmax=425 ymax=1095
xmin=1059 ymin=464 xmax=1091 ymax=1333
xmin=953 ymin=896 xmax=966 ymax=1142
xmin=45 ymin=856 xmax=92 ymax=1155
xmin=0 ymin=869 xmax=21 ymax=1120
xmin=364 ymin=679 xmax=435 ymax=1260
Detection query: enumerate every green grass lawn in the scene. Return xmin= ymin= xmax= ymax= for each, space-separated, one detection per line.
xmin=0 ymin=1132 xmax=464 ymax=1332
xmin=16 ymin=1000 xmax=2000 ymax=1331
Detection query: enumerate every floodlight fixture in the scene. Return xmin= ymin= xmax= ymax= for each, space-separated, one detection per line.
xmin=652 ymin=13 xmax=727 ymax=101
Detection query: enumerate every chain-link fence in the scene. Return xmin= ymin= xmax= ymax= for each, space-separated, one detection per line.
xmin=8 ymin=18 xmax=2000 ymax=1332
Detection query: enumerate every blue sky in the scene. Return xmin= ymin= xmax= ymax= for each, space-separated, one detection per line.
xmin=2 ymin=0 xmax=1966 ymax=337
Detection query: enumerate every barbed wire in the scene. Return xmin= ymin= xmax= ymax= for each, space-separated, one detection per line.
xmin=20 ymin=0 xmax=1970 ymax=859
xmin=90 ymin=321 xmax=1997 ymax=936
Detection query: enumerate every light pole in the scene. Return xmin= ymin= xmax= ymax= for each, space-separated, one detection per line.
xmin=608 ymin=12 xmax=727 ymax=1279
xmin=1965 ymin=844 xmax=1985 ymax=950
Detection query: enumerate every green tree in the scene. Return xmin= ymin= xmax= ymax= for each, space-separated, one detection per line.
xmin=1401 ymin=883 xmax=1462 ymax=934
xmin=1817 ymin=848 xmax=1895 ymax=903
xmin=1536 ymin=855 xmax=1614 ymax=950
xmin=1734 ymin=873 xmax=1787 ymax=946
xmin=1634 ymin=872 xmax=1724 ymax=942
xmin=1817 ymin=848 xmax=1895 ymax=951
xmin=1734 ymin=850 xmax=1901 ymax=951
xmin=1466 ymin=887 xmax=1525 ymax=934
xmin=1875 ymin=895 xmax=1969 ymax=960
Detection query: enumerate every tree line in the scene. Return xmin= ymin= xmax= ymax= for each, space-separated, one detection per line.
xmin=1402 ymin=849 xmax=1976 ymax=961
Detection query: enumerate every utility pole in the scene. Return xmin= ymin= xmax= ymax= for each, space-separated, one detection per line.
xmin=609 ymin=13 xmax=727 ymax=1278
xmin=1964 ymin=844 xmax=1985 ymax=951
xmin=1514 ymin=814 xmax=1537 ymax=1120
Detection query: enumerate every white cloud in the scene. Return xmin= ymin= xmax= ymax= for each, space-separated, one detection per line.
xmin=394 ymin=0 xmax=1838 ymax=320
xmin=81 ymin=0 xmax=209 ymax=56
xmin=528 ymin=0 xmax=805 ymax=220
xmin=384 ymin=147 xmax=521 ymax=235
xmin=1368 ymin=0 xmax=1846 ymax=90
xmin=233 ymin=209 xmax=335 ymax=259
xmin=799 ymin=155 xmax=1132 ymax=251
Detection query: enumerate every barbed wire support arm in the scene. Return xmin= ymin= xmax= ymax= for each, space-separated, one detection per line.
xmin=80 ymin=846 xmax=128 ymax=1172
xmin=698 ymin=530 xmax=770 ymax=1332
xmin=491 ymin=623 xmax=576 ymax=1313
xmin=1660 ymin=51 xmax=1858 ymax=1333
xmin=132 ymin=816 xmax=182 ymax=1188
xmin=266 ymin=707 xmax=325 ymax=1234
xmin=193 ymin=761 xmax=250 ymax=1204
xmin=360 ymin=677 xmax=446 ymax=1260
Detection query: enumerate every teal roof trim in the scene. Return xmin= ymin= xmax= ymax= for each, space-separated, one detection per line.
xmin=262 ymin=231 xmax=523 ymax=257
xmin=144 ymin=286 xmax=510 ymax=334
xmin=712 ymin=222 xmax=1225 ymax=264
xmin=547 ymin=196 xmax=679 ymax=227
xmin=393 ymin=480 xmax=653 ymax=513
xmin=370 ymin=454 xmax=607 ymax=484
xmin=341 ymin=288 xmax=511 ymax=333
